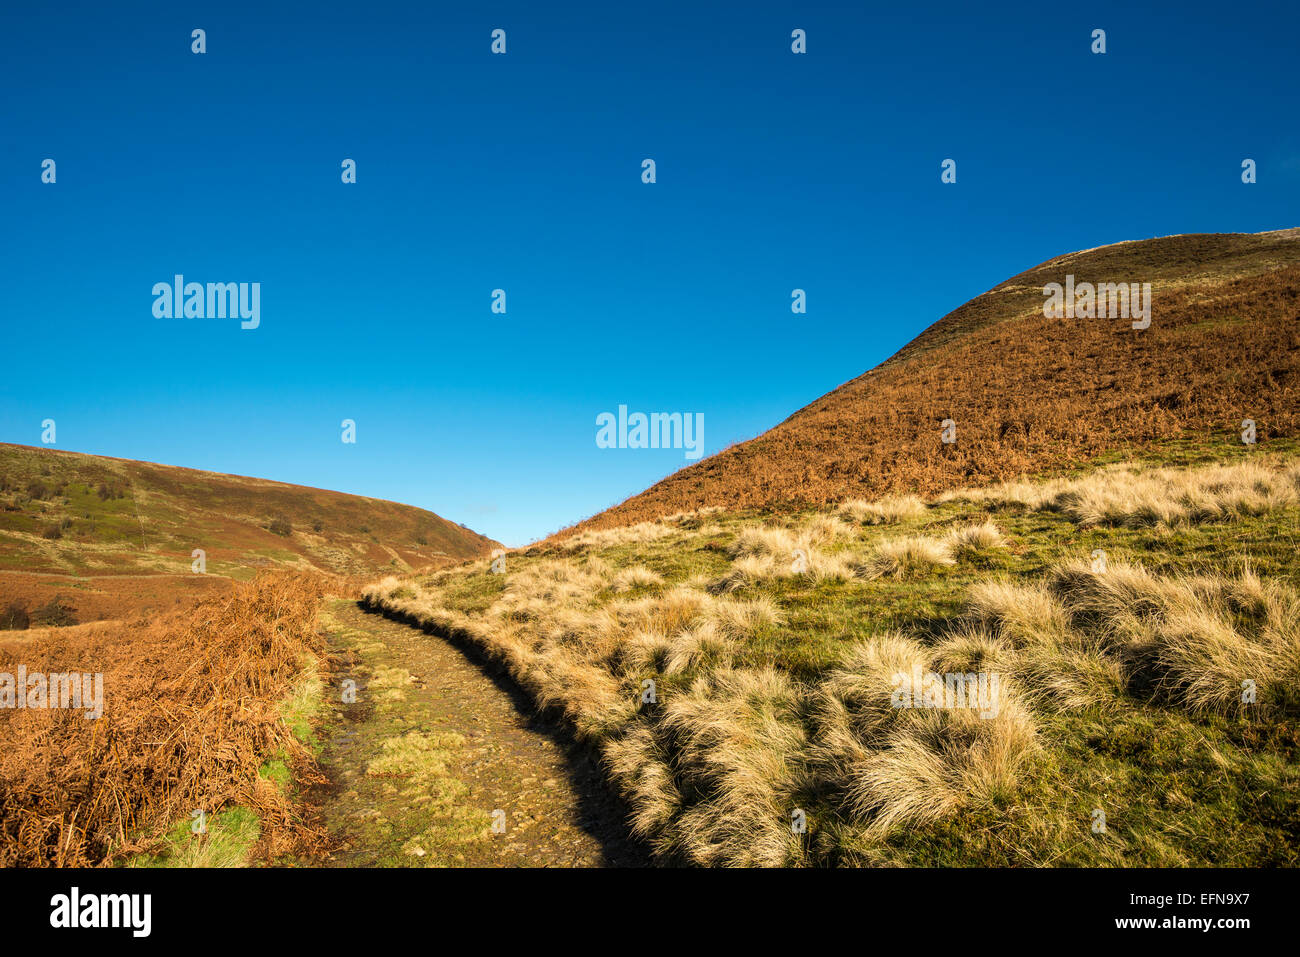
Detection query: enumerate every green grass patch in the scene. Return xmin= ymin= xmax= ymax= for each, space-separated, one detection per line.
xmin=127 ymin=807 xmax=261 ymax=868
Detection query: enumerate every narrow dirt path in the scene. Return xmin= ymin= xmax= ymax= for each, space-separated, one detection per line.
xmin=307 ymin=599 xmax=649 ymax=867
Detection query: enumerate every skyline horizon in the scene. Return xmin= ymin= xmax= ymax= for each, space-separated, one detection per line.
xmin=7 ymin=222 xmax=1296 ymax=546
xmin=5 ymin=0 xmax=1297 ymax=544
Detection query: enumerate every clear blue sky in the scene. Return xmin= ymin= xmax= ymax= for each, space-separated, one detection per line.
xmin=2 ymin=1 xmax=1296 ymax=545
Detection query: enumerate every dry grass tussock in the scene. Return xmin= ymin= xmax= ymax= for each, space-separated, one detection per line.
xmin=712 ymin=519 xmax=1008 ymax=590
xmin=838 ymin=495 xmax=927 ymax=526
xmin=960 ymin=558 xmax=1300 ymax=714
xmin=651 ymin=668 xmax=809 ymax=864
xmin=846 ymin=522 xmax=1007 ymax=581
xmin=854 ymin=535 xmax=957 ymax=580
xmin=0 ymin=571 xmax=338 ymax=866
xmin=811 ymin=631 xmax=1038 ymax=836
xmin=556 ymin=513 xmax=715 ymax=552
xmin=610 ymin=566 xmax=665 ymax=592
xmin=810 ymin=556 xmax=1300 ymax=837
xmin=944 ymin=458 xmax=1300 ymax=528
xmin=706 ymin=523 xmax=856 ymax=592
xmin=944 ymin=519 xmax=1009 ymax=555
xmin=1044 ymin=559 xmax=1300 ymax=713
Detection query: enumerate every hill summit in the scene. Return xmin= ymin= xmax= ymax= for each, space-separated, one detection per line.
xmin=561 ymin=229 xmax=1300 ymax=537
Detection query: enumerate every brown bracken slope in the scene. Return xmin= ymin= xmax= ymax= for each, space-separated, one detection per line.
xmin=559 ymin=229 xmax=1300 ymax=537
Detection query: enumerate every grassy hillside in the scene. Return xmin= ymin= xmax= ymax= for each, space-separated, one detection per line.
xmin=0 ymin=443 xmax=497 ymax=621
xmin=363 ymin=443 xmax=1300 ymax=866
xmin=560 ymin=229 xmax=1300 ymax=537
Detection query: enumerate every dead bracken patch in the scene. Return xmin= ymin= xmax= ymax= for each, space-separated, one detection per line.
xmin=0 ymin=571 xmax=340 ymax=866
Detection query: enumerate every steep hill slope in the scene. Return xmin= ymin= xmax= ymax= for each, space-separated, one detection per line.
xmin=0 ymin=443 xmax=497 ymax=620
xmin=561 ymin=229 xmax=1300 ymax=537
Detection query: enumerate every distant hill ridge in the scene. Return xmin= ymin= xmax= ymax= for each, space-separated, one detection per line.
xmin=558 ymin=229 xmax=1300 ymax=537
xmin=0 ymin=443 xmax=498 ymax=579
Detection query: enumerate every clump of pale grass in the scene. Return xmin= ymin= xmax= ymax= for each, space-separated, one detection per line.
xmin=1284 ymin=460 xmax=1300 ymax=493
xmin=602 ymin=724 xmax=682 ymax=839
xmin=617 ymin=585 xmax=717 ymax=635
xmin=616 ymin=597 xmax=776 ymax=674
xmin=1010 ymin=643 xmax=1126 ymax=711
xmin=516 ymin=644 xmax=635 ymax=741
xmin=709 ymin=554 xmax=778 ymax=594
xmin=854 ymin=535 xmax=955 ymax=580
xmin=944 ymin=520 xmax=1008 ymax=556
xmin=1146 ymin=603 xmax=1269 ymax=713
xmin=945 ymin=459 xmax=1299 ymax=529
xmin=802 ymin=549 xmax=856 ymax=583
xmin=498 ymin=594 xmax=548 ymax=624
xmin=362 ymin=577 xmax=480 ymax=636
xmin=966 ymin=579 xmax=1071 ymax=647
xmin=1042 ymin=559 xmax=1300 ymax=713
xmin=727 ymin=525 xmax=801 ymax=559
xmin=542 ymin=605 xmax=622 ymax=661
xmin=658 ymin=505 xmax=727 ymax=529
xmin=815 ymin=632 xmax=930 ymax=748
xmin=364 ymin=575 xmax=405 ymax=601
xmin=844 ymin=695 xmax=1037 ymax=836
xmin=609 ymin=565 xmax=665 ymax=593
xmin=1048 ymin=558 xmax=1184 ymax=649
xmin=938 ymin=478 xmax=1060 ymax=510
xmin=839 ymin=727 xmax=963 ymax=833
xmin=929 ymin=623 xmax=1013 ymax=675
xmin=656 ymin=668 xmax=809 ymax=866
xmin=493 ymin=559 xmax=608 ymax=617
xmin=800 ymin=514 xmax=854 ymax=544
xmin=838 ymin=495 xmax=927 ymax=526
xmin=616 ymin=629 xmax=673 ymax=675
xmin=813 ymin=633 xmax=1037 ymax=836
xmin=711 ymin=597 xmax=782 ymax=640
xmin=664 ymin=620 xmax=736 ymax=675
xmin=560 ymin=521 xmax=678 ymax=552
xmin=711 ymin=546 xmax=853 ymax=593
